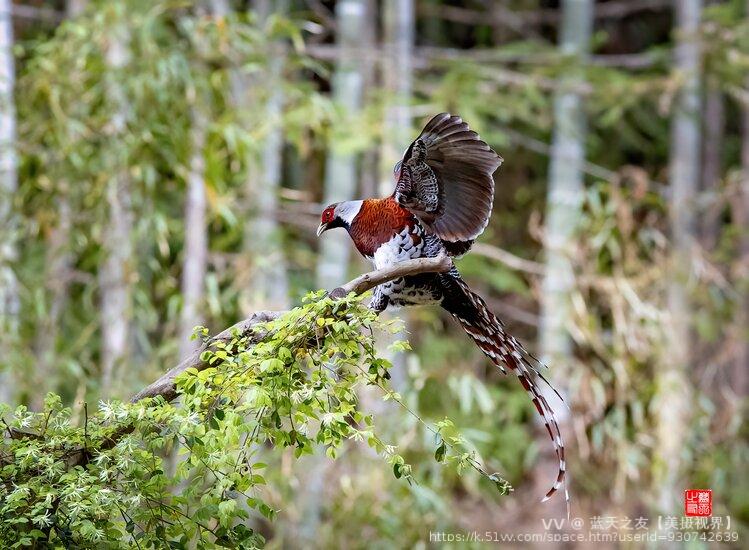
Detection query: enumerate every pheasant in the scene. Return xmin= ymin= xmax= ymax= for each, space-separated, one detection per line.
xmin=316 ymin=113 xmax=567 ymax=507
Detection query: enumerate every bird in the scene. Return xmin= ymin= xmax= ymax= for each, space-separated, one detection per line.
xmin=316 ymin=112 xmax=567 ymax=507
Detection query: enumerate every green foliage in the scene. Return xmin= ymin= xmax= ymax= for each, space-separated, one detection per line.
xmin=3 ymin=0 xmax=748 ymax=544
xmin=11 ymin=0 xmax=342 ymax=401
xmin=1 ymin=293 xmax=508 ymax=548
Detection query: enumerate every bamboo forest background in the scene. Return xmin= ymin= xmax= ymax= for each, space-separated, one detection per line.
xmin=1 ymin=0 xmax=748 ymax=546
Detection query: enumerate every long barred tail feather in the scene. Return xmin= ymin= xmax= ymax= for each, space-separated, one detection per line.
xmin=441 ymin=275 xmax=569 ymax=516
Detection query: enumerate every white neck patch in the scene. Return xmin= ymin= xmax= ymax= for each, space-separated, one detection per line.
xmin=335 ymin=200 xmax=363 ymax=225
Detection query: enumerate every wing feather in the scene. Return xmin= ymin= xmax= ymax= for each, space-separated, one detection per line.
xmin=393 ymin=113 xmax=502 ymax=243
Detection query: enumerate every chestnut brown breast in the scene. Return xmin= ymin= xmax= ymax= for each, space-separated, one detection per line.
xmin=348 ymin=197 xmax=417 ymax=258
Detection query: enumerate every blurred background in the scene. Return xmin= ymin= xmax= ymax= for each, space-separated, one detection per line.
xmin=0 ymin=0 xmax=747 ymax=547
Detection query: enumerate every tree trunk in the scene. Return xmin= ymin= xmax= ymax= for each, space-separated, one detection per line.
xmin=656 ymin=0 xmax=702 ymax=513
xmin=99 ymin=14 xmax=133 ymax=396
xmin=379 ymin=0 xmax=414 ymax=195
xmin=302 ymin=0 xmax=368 ymax=543
xmin=208 ymin=0 xmax=230 ymax=16
xmin=32 ymin=201 xmax=73 ymax=410
xmin=0 ymin=0 xmax=17 ymax=405
xmin=734 ymin=0 xmax=749 ymax=396
xmin=358 ymin=0 xmax=378 ymax=199
xmin=539 ymin=0 xmax=594 ymax=369
xmin=215 ymin=0 xmax=290 ymax=313
xmin=700 ymin=86 xmax=723 ymax=250
xmin=535 ymin=0 xmax=593 ymax=519
xmin=28 ymin=0 xmax=89 ymax=410
xmin=377 ymin=0 xmax=415 ymax=388
xmin=66 ymin=0 xmax=87 ymax=17
xmin=315 ymin=0 xmax=367 ymax=291
xmin=178 ymin=110 xmax=208 ymax=360
xmin=242 ymin=1 xmax=289 ymax=312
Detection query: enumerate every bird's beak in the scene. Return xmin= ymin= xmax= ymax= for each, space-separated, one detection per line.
xmin=316 ymin=222 xmax=328 ymax=237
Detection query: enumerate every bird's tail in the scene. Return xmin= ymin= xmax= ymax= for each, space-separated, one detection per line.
xmin=441 ymin=275 xmax=568 ymax=511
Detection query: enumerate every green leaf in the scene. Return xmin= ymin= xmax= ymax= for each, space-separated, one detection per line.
xmin=435 ymin=441 xmax=447 ymax=463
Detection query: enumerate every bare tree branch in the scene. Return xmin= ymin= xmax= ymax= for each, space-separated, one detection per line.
xmin=329 ymin=253 xmax=451 ymax=298
xmin=11 ymin=5 xmax=64 ymax=24
xmin=306 ymin=43 xmax=664 ymax=70
xmin=471 ymin=243 xmax=546 ymax=276
xmin=418 ymin=0 xmax=671 ymax=27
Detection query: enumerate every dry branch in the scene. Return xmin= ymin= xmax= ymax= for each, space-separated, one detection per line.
xmin=471 ymin=243 xmax=546 ymax=276
xmin=418 ymin=0 xmax=670 ymax=27
xmin=328 ymin=253 xmax=451 ymax=298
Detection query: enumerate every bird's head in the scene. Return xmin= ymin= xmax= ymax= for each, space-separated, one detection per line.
xmin=316 ymin=200 xmax=363 ymax=236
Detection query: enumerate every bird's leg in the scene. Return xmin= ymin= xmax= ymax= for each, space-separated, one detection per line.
xmin=368 ymin=286 xmax=389 ymax=314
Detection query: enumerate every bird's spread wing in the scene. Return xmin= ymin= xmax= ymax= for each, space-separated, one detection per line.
xmin=393 ymin=113 xmax=502 ymax=242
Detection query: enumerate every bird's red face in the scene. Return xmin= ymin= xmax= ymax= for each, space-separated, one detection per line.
xmin=317 ymin=203 xmax=340 ymax=236
xmin=316 ymin=200 xmax=363 ymax=237
xmin=321 ymin=205 xmax=336 ymax=224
